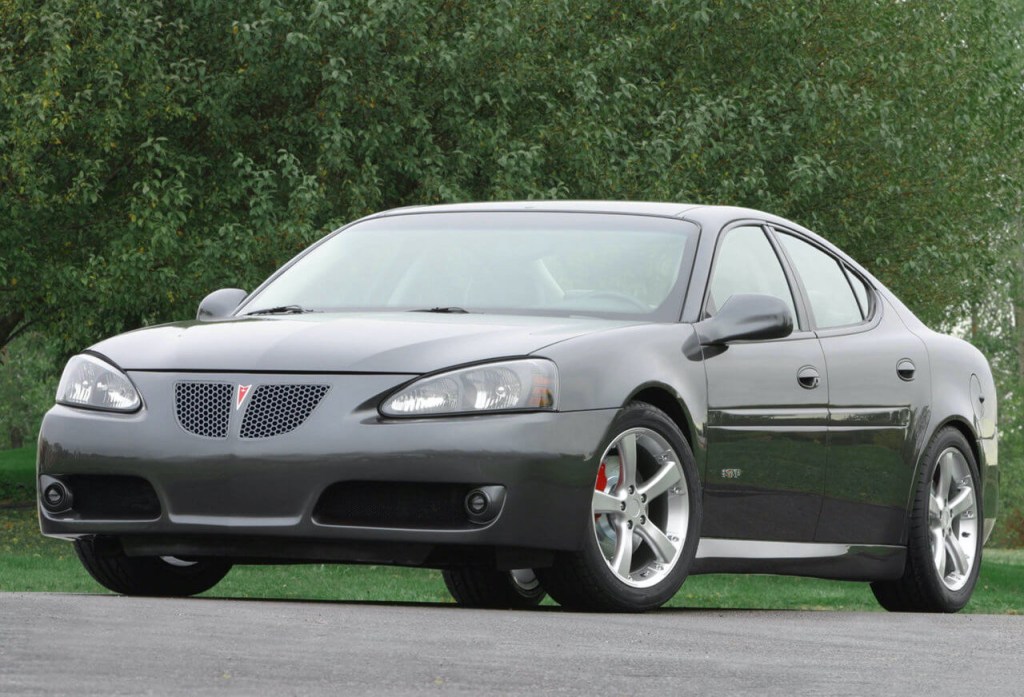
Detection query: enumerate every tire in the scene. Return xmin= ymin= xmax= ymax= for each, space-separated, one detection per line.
xmin=74 ymin=537 xmax=232 ymax=597
xmin=443 ymin=567 xmax=546 ymax=609
xmin=870 ymin=427 xmax=983 ymax=613
xmin=537 ymin=402 xmax=702 ymax=612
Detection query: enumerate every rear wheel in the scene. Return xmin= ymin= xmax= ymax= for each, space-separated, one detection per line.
xmin=443 ymin=567 xmax=545 ymax=609
xmin=538 ymin=402 xmax=702 ymax=612
xmin=871 ymin=428 xmax=982 ymax=612
xmin=74 ymin=537 xmax=232 ymax=597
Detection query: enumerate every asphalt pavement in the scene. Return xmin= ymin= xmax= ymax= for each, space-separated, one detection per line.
xmin=1 ymin=593 xmax=1022 ymax=695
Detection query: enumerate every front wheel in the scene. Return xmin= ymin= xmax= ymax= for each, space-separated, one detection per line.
xmin=871 ymin=427 xmax=982 ymax=612
xmin=74 ymin=537 xmax=232 ymax=597
xmin=538 ymin=402 xmax=702 ymax=612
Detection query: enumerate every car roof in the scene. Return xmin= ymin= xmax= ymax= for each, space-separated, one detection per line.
xmin=365 ymin=201 xmax=814 ymax=230
xmin=367 ymin=200 xmax=704 ymax=218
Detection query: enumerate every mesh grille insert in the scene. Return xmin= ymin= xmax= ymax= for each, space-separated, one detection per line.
xmin=313 ymin=482 xmax=474 ymax=529
xmin=174 ymin=382 xmax=232 ymax=438
xmin=240 ymin=384 xmax=329 ymax=439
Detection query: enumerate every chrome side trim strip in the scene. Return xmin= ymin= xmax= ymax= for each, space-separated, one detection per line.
xmin=708 ymin=408 xmax=829 ymax=428
xmin=696 ymin=538 xmax=855 ymax=559
xmin=692 ymin=538 xmax=907 ymax=581
xmin=829 ymin=406 xmax=911 ymax=429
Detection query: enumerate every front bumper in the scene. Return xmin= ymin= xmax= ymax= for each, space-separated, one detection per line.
xmin=38 ymin=371 xmax=616 ymax=566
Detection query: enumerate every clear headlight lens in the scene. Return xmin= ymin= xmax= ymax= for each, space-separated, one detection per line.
xmin=56 ymin=354 xmax=142 ymax=412
xmin=381 ymin=359 xmax=557 ymax=417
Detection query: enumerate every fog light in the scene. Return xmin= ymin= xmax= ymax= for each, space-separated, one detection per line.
xmin=40 ymin=476 xmax=73 ymax=513
xmin=466 ymin=491 xmax=488 ymax=515
xmin=464 ymin=485 xmax=506 ymax=525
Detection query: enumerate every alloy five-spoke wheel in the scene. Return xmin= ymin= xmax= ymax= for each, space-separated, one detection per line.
xmin=871 ymin=427 xmax=983 ymax=613
xmin=592 ymin=427 xmax=688 ymax=588
xmin=538 ymin=402 xmax=701 ymax=612
xmin=928 ymin=447 xmax=978 ymax=592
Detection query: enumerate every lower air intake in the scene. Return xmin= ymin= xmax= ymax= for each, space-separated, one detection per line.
xmin=313 ymin=482 xmax=475 ymax=529
xmin=63 ymin=475 xmax=161 ymax=520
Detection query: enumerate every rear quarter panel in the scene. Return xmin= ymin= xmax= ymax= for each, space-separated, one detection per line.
xmin=890 ymin=301 xmax=999 ymax=531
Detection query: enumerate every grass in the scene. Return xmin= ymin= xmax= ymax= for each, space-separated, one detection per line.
xmin=0 ymin=446 xmax=35 ymax=505
xmin=3 ymin=506 xmax=1023 ymax=613
xmin=5 ymin=445 xmax=1023 ymax=612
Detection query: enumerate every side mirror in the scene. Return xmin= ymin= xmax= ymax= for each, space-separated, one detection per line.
xmin=695 ymin=294 xmax=794 ymax=346
xmin=197 ymin=288 xmax=248 ymax=321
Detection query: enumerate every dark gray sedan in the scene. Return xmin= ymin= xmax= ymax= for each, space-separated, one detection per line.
xmin=38 ymin=202 xmax=998 ymax=612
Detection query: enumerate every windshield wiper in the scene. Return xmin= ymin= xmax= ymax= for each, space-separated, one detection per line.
xmin=409 ymin=307 xmax=470 ymax=314
xmin=244 ymin=305 xmax=317 ymax=316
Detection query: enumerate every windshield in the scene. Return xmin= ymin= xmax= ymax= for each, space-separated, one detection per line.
xmin=239 ymin=211 xmax=699 ymax=320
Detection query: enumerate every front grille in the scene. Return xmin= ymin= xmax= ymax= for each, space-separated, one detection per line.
xmin=174 ymin=382 xmax=231 ymax=438
xmin=313 ymin=481 xmax=474 ymax=529
xmin=239 ymin=384 xmax=330 ymax=439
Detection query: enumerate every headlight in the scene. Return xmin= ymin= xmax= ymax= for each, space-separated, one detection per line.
xmin=56 ymin=354 xmax=142 ymax=412
xmin=381 ymin=359 xmax=557 ymax=417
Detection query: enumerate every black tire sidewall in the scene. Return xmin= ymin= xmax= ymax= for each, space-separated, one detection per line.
xmin=442 ymin=567 xmax=545 ymax=608
xmin=74 ymin=537 xmax=231 ymax=597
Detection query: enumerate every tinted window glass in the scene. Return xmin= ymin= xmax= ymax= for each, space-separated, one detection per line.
xmin=844 ymin=266 xmax=871 ymax=318
xmin=778 ymin=233 xmax=863 ymax=328
xmin=707 ymin=226 xmax=797 ymax=321
xmin=241 ymin=212 xmax=698 ymax=320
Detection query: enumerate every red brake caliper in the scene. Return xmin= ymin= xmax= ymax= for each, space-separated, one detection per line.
xmin=595 ymin=461 xmax=608 ymax=520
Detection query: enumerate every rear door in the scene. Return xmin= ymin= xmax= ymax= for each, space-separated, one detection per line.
xmin=772 ymin=229 xmax=930 ymax=544
xmin=701 ymin=225 xmax=829 ymax=542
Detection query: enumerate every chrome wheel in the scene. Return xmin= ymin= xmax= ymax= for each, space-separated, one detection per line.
xmin=509 ymin=569 xmax=540 ymax=594
xmin=160 ymin=556 xmax=198 ymax=568
xmin=592 ymin=427 xmax=689 ymax=588
xmin=928 ymin=447 xmax=979 ymax=591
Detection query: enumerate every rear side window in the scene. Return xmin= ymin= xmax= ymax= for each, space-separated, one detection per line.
xmin=707 ymin=226 xmax=797 ymax=321
xmin=844 ymin=266 xmax=871 ymax=318
xmin=777 ymin=233 xmax=863 ymax=329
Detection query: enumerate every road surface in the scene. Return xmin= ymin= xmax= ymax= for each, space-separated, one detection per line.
xmin=1 ymin=593 xmax=1021 ymax=695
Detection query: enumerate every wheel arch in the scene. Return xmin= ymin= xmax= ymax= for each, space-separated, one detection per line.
xmin=937 ymin=416 xmax=982 ymax=476
xmin=900 ymin=414 xmax=984 ymax=545
xmin=627 ymin=383 xmax=695 ymax=450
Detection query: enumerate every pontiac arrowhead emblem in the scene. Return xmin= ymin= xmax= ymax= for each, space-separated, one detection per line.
xmin=236 ymin=384 xmax=252 ymax=410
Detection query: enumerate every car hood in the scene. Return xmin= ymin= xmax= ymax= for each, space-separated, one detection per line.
xmin=91 ymin=312 xmax=643 ymax=373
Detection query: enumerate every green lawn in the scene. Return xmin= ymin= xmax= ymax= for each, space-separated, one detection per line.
xmin=6 ymin=445 xmax=1022 ymax=612
xmin=0 ymin=446 xmax=35 ymax=505
xmin=3 ymin=507 xmax=1022 ymax=613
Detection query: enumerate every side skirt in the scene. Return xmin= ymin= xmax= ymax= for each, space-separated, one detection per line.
xmin=691 ymin=538 xmax=906 ymax=582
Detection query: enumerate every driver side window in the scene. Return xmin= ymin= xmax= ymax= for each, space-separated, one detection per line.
xmin=707 ymin=226 xmax=797 ymax=322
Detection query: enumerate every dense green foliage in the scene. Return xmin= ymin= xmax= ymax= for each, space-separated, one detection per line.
xmin=2 ymin=0 xmax=1021 ymax=346
xmin=1 ymin=2 xmax=1023 ymax=535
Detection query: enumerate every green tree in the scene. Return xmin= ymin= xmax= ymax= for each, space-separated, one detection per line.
xmin=0 ymin=332 xmax=60 ymax=448
xmin=2 ymin=0 xmax=1022 ymax=354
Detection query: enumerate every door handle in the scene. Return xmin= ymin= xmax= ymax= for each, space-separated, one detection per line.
xmin=897 ymin=359 xmax=916 ymax=382
xmin=797 ymin=366 xmax=820 ymax=390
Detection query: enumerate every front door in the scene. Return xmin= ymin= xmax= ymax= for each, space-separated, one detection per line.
xmin=701 ymin=225 xmax=828 ymax=541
